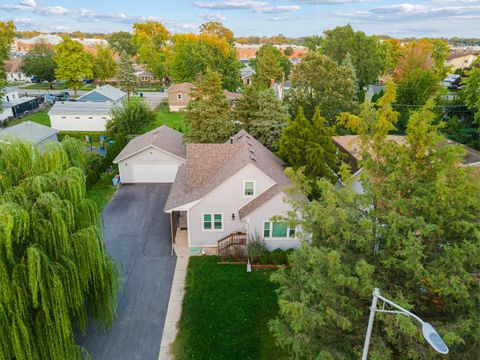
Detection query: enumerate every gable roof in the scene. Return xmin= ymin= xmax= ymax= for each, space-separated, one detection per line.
xmin=113 ymin=125 xmax=186 ymax=163
xmin=76 ymin=85 xmax=126 ymax=102
xmin=48 ymin=101 xmax=118 ymax=116
xmin=165 ymin=129 xmax=291 ymax=212
xmin=239 ymin=184 xmax=280 ymax=219
xmin=0 ymin=121 xmax=57 ymax=144
xmin=240 ymin=66 xmax=256 ymax=79
xmin=168 ymin=82 xmax=193 ymax=93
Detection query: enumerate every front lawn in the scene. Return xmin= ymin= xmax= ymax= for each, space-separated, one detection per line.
xmin=86 ymin=173 xmax=117 ymax=212
xmin=6 ymin=110 xmax=51 ymax=127
xmin=173 ymin=256 xmax=288 ymax=360
xmin=143 ymin=102 xmax=184 ymax=132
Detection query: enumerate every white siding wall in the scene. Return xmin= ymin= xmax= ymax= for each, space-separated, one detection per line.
xmin=245 ymin=192 xmax=301 ymax=250
xmin=188 ymin=163 xmax=276 ymax=248
xmin=50 ymin=114 xmax=110 ymax=131
xmin=118 ymin=146 xmax=184 ymax=183
xmin=0 ymin=107 xmax=14 ymax=121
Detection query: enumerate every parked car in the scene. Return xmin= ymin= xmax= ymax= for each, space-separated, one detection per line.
xmin=30 ymin=76 xmax=40 ymax=83
xmin=56 ymin=92 xmax=70 ymax=101
xmin=43 ymin=93 xmax=57 ymax=105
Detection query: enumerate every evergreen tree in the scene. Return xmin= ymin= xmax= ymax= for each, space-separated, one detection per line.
xmin=341 ymin=52 xmax=358 ymax=97
xmin=184 ymin=70 xmax=235 ymax=143
xmin=271 ymin=84 xmax=480 ymax=359
xmin=0 ymin=139 xmax=119 ymax=360
xmin=116 ymin=54 xmax=138 ymax=100
xmin=54 ymin=37 xmax=93 ymax=95
xmin=277 ymin=107 xmax=339 ymax=182
xmin=233 ymin=86 xmax=287 ymax=151
xmin=107 ymin=100 xmax=155 ymax=136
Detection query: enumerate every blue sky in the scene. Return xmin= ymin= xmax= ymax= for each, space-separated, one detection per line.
xmin=1 ymin=0 xmax=480 ymax=38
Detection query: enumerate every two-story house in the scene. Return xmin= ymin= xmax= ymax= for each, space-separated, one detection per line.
xmin=114 ymin=126 xmax=301 ymax=255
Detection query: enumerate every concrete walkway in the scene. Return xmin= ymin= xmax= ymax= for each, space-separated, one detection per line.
xmin=159 ymin=230 xmax=189 ymax=359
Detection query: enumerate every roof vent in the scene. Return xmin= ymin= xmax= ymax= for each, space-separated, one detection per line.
xmin=247 ymin=141 xmax=253 ymax=146
xmin=230 ymin=137 xmax=234 ymax=144
xmin=250 ymin=155 xmax=257 ymax=161
xmin=249 ymin=149 xmax=255 ymax=154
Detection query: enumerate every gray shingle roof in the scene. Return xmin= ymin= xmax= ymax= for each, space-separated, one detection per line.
xmin=48 ymin=101 xmax=119 ymax=116
xmin=76 ymin=85 xmax=126 ymax=102
xmin=164 ymin=129 xmax=291 ymax=211
xmin=113 ymin=125 xmax=186 ymax=163
xmin=0 ymin=121 xmax=57 ymax=144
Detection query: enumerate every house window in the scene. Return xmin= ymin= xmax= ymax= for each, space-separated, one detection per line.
xmin=243 ymin=181 xmax=255 ymax=197
xmin=177 ymin=94 xmax=183 ymax=100
xmin=75 ymin=117 xmax=80 ymax=119
xmin=263 ymin=221 xmax=296 ymax=238
xmin=203 ymin=213 xmax=223 ymax=231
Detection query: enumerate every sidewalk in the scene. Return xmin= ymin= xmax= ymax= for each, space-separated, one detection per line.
xmin=158 ymin=230 xmax=189 ymax=360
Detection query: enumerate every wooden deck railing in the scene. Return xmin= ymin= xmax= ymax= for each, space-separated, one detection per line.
xmin=217 ymin=232 xmax=247 ymax=254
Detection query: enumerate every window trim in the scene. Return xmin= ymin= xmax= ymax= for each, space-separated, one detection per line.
xmin=243 ymin=180 xmax=255 ymax=198
xmin=263 ymin=220 xmax=296 ymax=239
xmin=202 ymin=213 xmax=223 ymax=232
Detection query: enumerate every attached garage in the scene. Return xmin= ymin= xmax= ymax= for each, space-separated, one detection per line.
xmin=113 ymin=126 xmax=186 ymax=184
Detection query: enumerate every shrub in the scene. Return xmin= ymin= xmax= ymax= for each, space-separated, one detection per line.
xmin=107 ymin=100 xmax=155 ymax=136
xmin=246 ymin=232 xmax=268 ymax=263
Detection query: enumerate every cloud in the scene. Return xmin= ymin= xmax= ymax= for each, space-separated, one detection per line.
xmin=194 ymin=0 xmax=300 ymax=13
xmin=19 ymin=0 xmax=35 ymax=7
xmin=293 ymin=0 xmax=371 ymax=3
xmin=198 ymin=12 xmax=227 ymax=21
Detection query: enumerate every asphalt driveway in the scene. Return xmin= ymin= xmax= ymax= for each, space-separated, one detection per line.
xmin=79 ymin=184 xmax=176 ymax=360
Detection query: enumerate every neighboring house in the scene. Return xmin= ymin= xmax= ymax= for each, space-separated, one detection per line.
xmin=4 ymin=58 xmax=30 ymax=83
xmin=240 ymin=66 xmax=256 ymax=86
xmin=446 ymin=51 xmax=479 ymax=71
xmin=113 ymin=126 xmax=186 ymax=183
xmin=164 ymin=129 xmax=300 ymax=253
xmin=137 ymin=70 xmax=161 ymax=84
xmin=1 ymin=88 xmax=39 ymax=120
xmin=76 ymin=85 xmax=127 ymax=103
xmin=168 ymin=83 xmax=193 ymax=112
xmin=0 ymin=121 xmax=58 ymax=151
xmin=49 ymin=101 xmax=119 ymax=131
xmin=13 ymin=34 xmax=107 ymax=56
xmin=168 ymin=82 xmax=242 ymax=112
xmin=364 ymin=84 xmax=386 ymax=101
xmin=334 ymin=135 xmax=480 ymax=193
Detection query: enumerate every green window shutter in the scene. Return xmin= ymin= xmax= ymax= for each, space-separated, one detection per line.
xmin=203 ymin=214 xmax=212 ymax=230
xmin=272 ymin=222 xmax=288 ymax=237
xmin=214 ymin=214 xmax=222 ymax=229
xmin=263 ymin=222 xmax=271 ymax=238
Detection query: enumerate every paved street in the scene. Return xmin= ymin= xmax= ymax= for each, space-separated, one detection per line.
xmin=78 ymin=184 xmax=176 ymax=360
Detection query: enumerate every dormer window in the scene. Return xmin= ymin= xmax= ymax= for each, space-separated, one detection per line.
xmin=243 ymin=181 xmax=255 ymax=197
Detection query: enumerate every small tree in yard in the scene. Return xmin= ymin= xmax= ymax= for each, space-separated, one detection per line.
xmin=270 ymin=83 xmax=480 ymax=360
xmin=107 ymin=100 xmax=155 ymax=136
xmin=0 ymin=139 xmax=119 ymax=360
xmin=116 ymin=54 xmax=138 ymax=100
xmin=184 ymin=70 xmax=234 ymax=143
xmin=54 ymin=37 xmax=93 ymax=95
xmin=233 ymin=86 xmax=287 ymax=151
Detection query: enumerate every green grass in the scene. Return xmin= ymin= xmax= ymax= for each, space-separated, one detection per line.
xmin=22 ymin=83 xmax=96 ymax=90
xmin=86 ymin=174 xmax=117 ymax=212
xmin=173 ymin=256 xmax=289 ymax=360
xmin=143 ymin=103 xmax=185 ymax=132
xmin=6 ymin=111 xmax=51 ymax=127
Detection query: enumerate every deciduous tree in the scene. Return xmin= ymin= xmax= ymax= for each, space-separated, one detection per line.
xmin=184 ymin=70 xmax=234 ymax=143
xmin=107 ymin=100 xmax=155 ymax=135
xmin=321 ymin=25 xmax=383 ymax=88
xmin=93 ymin=45 xmax=116 ymax=84
xmin=54 ymin=37 xmax=93 ymax=95
xmin=108 ymin=31 xmax=137 ymax=56
xmin=199 ymin=21 xmax=234 ymax=44
xmin=272 ymin=84 xmax=480 ymax=359
xmin=250 ymin=44 xmax=288 ymax=88
xmin=0 ymin=139 xmax=119 ymax=360
xmin=462 ymin=66 xmax=480 ymax=124
xmin=22 ymin=41 xmax=57 ymax=86
xmin=286 ymin=52 xmax=356 ymax=120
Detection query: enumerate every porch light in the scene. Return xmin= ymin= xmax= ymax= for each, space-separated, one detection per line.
xmin=232 ymin=213 xmax=236 ymax=221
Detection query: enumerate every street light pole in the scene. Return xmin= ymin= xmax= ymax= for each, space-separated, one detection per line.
xmin=361 ymin=288 xmax=449 ymax=359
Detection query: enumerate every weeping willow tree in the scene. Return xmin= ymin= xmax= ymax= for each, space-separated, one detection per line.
xmin=0 ymin=138 xmax=119 ymax=359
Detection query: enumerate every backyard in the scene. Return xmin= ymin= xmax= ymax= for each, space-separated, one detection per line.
xmin=173 ymin=256 xmax=288 ymax=360
xmin=86 ymin=173 xmax=117 ymax=212
xmin=144 ymin=102 xmax=185 ymax=132
xmin=6 ymin=110 xmax=51 ymax=127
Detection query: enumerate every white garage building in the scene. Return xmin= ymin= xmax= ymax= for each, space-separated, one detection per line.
xmin=113 ymin=126 xmax=186 ymax=183
xmin=49 ymin=101 xmax=120 ymax=132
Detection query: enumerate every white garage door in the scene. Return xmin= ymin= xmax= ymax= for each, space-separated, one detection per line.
xmin=132 ymin=164 xmax=178 ymax=183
